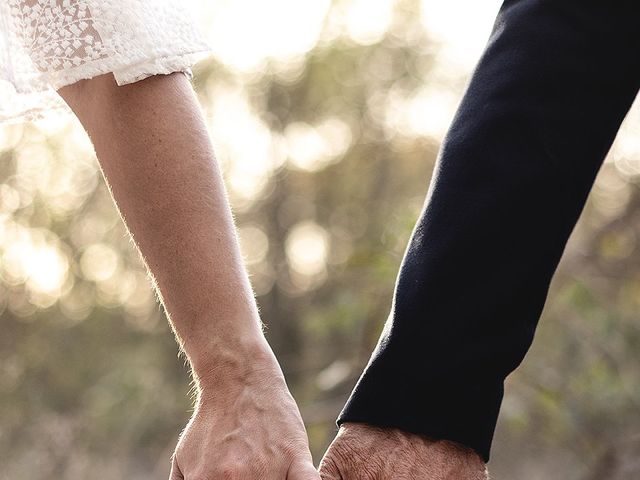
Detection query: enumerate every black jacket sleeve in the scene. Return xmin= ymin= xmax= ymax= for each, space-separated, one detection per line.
xmin=336 ymin=0 xmax=640 ymax=463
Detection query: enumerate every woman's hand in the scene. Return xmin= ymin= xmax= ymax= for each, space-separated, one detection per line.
xmin=57 ymin=73 xmax=319 ymax=479
xmin=170 ymin=340 xmax=320 ymax=480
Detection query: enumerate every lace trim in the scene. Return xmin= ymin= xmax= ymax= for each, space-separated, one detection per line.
xmin=0 ymin=48 xmax=209 ymax=124
xmin=0 ymin=0 xmax=211 ymax=123
xmin=42 ymin=45 xmax=210 ymax=90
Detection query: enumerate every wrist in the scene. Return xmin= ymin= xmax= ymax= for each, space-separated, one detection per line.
xmin=188 ymin=332 xmax=281 ymax=393
xmin=340 ymin=422 xmax=486 ymax=465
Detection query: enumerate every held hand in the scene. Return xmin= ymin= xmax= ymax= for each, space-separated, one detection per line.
xmin=318 ymin=422 xmax=488 ymax=480
xmin=169 ymin=343 xmax=320 ymax=480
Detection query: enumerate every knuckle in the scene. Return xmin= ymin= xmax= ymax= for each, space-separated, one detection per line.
xmin=281 ymin=439 xmax=304 ymax=458
xmin=325 ymin=445 xmax=379 ymax=480
xmin=211 ymin=461 xmax=245 ymax=480
xmin=331 ymin=439 xmax=359 ymax=465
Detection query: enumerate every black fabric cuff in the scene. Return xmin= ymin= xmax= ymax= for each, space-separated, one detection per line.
xmin=335 ymin=351 xmax=503 ymax=463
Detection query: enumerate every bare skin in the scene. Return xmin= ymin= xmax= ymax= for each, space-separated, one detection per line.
xmin=57 ymin=72 xmax=319 ymax=480
xmin=318 ymin=423 xmax=489 ymax=480
xmin=56 ymin=71 xmax=487 ymax=479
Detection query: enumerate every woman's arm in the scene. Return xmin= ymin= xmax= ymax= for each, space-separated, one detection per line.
xmin=57 ymin=72 xmax=319 ymax=480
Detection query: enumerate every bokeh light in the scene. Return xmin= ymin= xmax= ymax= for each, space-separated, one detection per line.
xmin=2 ymin=0 xmax=640 ymax=478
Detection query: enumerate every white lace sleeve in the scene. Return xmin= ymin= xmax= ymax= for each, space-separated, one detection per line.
xmin=0 ymin=0 xmax=211 ymax=123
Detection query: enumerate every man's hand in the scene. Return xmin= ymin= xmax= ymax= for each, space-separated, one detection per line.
xmin=169 ymin=343 xmax=320 ymax=480
xmin=318 ymin=422 xmax=488 ymax=480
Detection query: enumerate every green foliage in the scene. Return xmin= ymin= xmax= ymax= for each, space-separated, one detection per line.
xmin=1 ymin=0 xmax=639 ymax=478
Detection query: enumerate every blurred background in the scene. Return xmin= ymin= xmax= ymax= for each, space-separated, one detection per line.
xmin=1 ymin=0 xmax=640 ymax=478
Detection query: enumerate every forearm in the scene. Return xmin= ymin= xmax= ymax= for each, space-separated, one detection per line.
xmin=57 ymin=72 xmax=321 ymax=480
xmin=57 ymin=72 xmax=269 ymax=383
xmin=337 ymin=0 xmax=640 ymax=462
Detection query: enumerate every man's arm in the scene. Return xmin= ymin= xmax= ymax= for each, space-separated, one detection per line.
xmin=322 ymin=0 xmax=640 ymax=476
xmin=57 ymin=72 xmax=319 ymax=480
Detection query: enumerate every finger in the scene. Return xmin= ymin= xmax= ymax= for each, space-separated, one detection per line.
xmin=317 ymin=455 xmax=342 ymax=480
xmin=169 ymin=454 xmax=184 ymax=480
xmin=286 ymin=458 xmax=323 ymax=480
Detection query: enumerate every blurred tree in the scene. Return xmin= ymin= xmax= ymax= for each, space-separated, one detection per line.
xmin=1 ymin=0 xmax=639 ymax=478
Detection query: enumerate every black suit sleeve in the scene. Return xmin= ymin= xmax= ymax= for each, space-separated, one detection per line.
xmin=336 ymin=0 xmax=640 ymax=463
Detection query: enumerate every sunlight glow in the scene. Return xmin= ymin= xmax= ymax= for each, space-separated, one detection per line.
xmin=15 ymin=144 xmax=54 ymax=193
xmin=0 ymin=185 xmax=21 ymax=213
xmin=25 ymin=244 xmax=68 ymax=294
xmin=0 ymin=124 xmax=23 ymax=152
xmin=401 ymin=85 xmax=459 ymax=139
xmin=4 ymin=0 xmax=640 ymax=311
xmin=204 ymin=0 xmax=331 ymax=73
xmin=342 ymin=0 xmax=395 ymax=46
xmin=207 ymin=85 xmax=282 ymax=202
xmin=1 ymin=225 xmax=69 ymax=294
xmin=285 ymin=117 xmax=352 ymax=171
xmin=421 ymin=0 xmax=503 ymax=69
xmin=285 ymin=221 xmax=329 ymax=277
xmin=80 ymin=243 xmax=119 ymax=283
xmin=238 ymin=224 xmax=270 ymax=265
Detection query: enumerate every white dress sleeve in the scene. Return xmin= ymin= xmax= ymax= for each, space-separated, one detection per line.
xmin=0 ymin=0 xmax=211 ymax=123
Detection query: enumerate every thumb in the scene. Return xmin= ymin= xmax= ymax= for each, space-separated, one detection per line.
xmin=286 ymin=458 xmax=323 ymax=480
xmin=169 ymin=454 xmax=184 ymax=480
